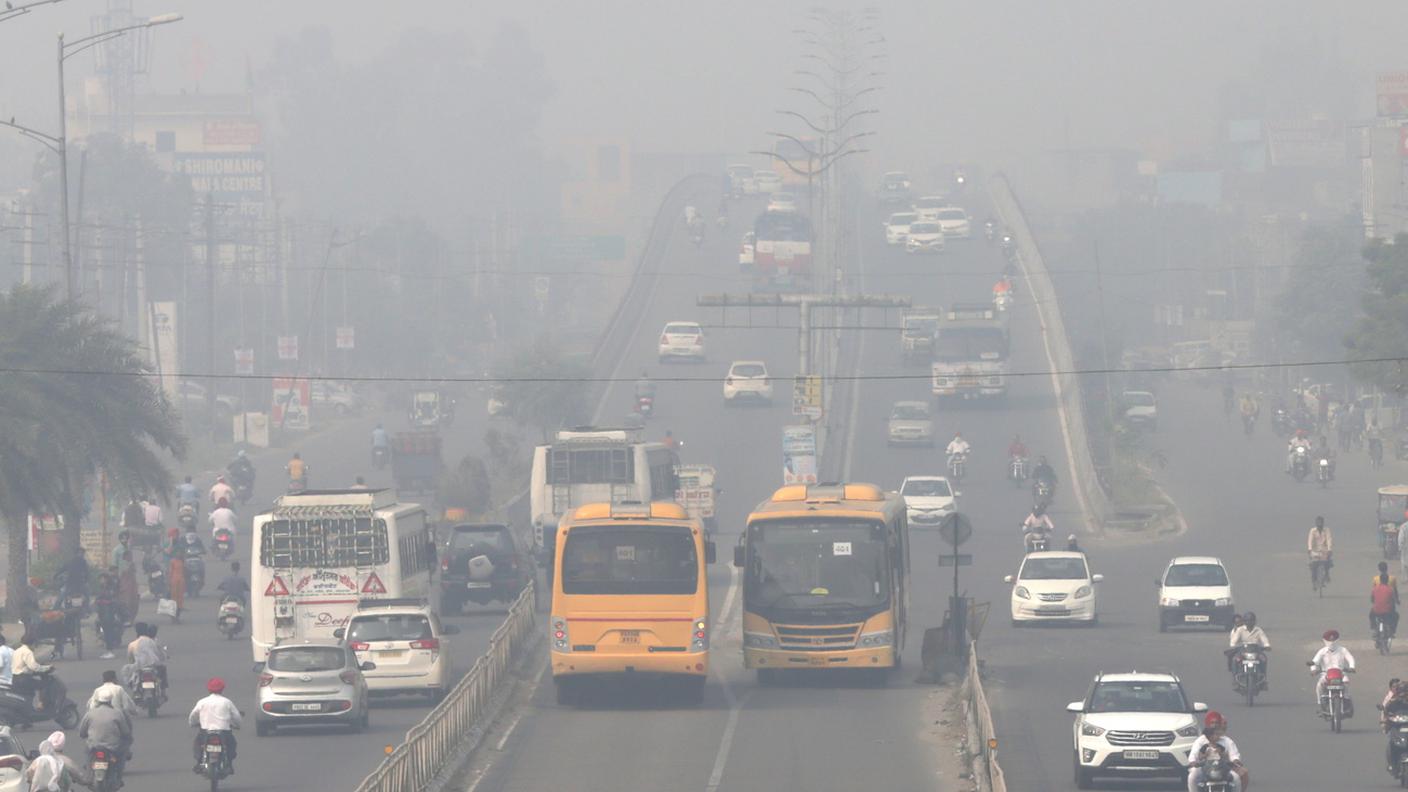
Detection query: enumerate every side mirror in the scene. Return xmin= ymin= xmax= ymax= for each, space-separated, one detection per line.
xmin=1192 ymin=702 xmax=1208 ymax=713
xmin=1065 ymin=701 xmax=1084 ymax=713
xmin=705 ymin=541 xmax=717 ymax=565
xmin=332 ymin=628 xmax=345 ymax=639
xmin=733 ymin=545 xmax=745 ymax=568
xmin=1003 ymin=575 xmax=1014 ymax=584
xmin=442 ymin=625 xmax=461 ymax=636
xmin=360 ymin=661 xmax=377 ymax=672
xmin=1091 ymin=574 xmax=1104 ymax=583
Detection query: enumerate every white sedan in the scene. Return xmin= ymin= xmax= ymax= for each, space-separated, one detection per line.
xmin=1006 ymin=551 xmax=1101 ymax=625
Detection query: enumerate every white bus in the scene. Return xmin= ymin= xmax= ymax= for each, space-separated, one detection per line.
xmin=249 ymin=489 xmax=433 ymax=662
xmin=529 ymin=428 xmax=681 ymax=560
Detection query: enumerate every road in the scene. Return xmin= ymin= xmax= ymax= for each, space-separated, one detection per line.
xmin=467 ymin=184 xmax=1072 ymax=792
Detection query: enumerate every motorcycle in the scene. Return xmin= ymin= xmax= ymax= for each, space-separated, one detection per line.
xmin=177 ymin=504 xmax=197 ymax=533
xmin=372 ymin=445 xmax=389 ymax=470
xmin=131 ymin=667 xmax=165 ymax=718
xmin=1033 ymin=479 xmax=1054 ymax=511
xmin=1376 ymin=615 xmax=1395 ymax=656
xmin=1312 ymin=664 xmax=1354 ymax=733
xmin=1290 ymin=447 xmax=1310 ymax=482
xmin=1317 ymin=457 xmax=1332 ymax=488
xmin=1192 ymin=743 xmax=1237 ymax=792
xmin=89 ymin=745 xmax=124 ymax=792
xmin=0 ymin=669 xmax=79 ymax=729
xmin=1271 ymin=407 xmax=1290 ymax=436
xmin=983 ymin=222 xmax=996 ymax=242
xmin=947 ymin=452 xmax=967 ymax=482
xmin=186 ymin=554 xmax=206 ymax=598
xmin=212 ymin=528 xmax=234 ymax=561
xmin=993 ymin=291 xmax=1012 ymax=312
xmin=233 ymin=478 xmax=253 ymax=505
xmin=218 ymin=596 xmax=246 ymax=640
xmin=142 ymin=554 xmax=169 ymax=600
xmin=196 ymin=730 xmax=234 ymax=790
xmin=1382 ymin=709 xmax=1408 ymax=785
xmin=1231 ymin=644 xmax=1268 ymax=706
xmin=636 ymin=395 xmax=654 ymax=419
xmin=1023 ymin=526 xmax=1050 ymax=554
xmin=1009 ymin=456 xmax=1028 ymax=488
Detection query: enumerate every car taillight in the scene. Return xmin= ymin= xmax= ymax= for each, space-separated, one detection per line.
xmin=257 ymin=673 xmax=273 ymax=687
xmin=339 ymin=670 xmax=358 ymax=684
xmin=410 ymin=639 xmax=439 ymax=650
xmin=349 ymin=641 xmax=370 ymax=651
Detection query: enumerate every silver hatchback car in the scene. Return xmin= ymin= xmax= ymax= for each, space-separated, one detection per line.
xmin=255 ymin=640 xmax=373 ymax=736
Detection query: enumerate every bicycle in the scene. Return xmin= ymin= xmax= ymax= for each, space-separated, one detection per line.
xmin=1310 ymin=556 xmax=1331 ymax=597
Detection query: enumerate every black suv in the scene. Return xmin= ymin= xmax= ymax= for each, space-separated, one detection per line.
xmin=439 ymin=523 xmax=534 ymax=613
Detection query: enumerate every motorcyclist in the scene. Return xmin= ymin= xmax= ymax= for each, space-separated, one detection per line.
xmin=1383 ymin=680 xmax=1408 ymax=774
xmin=1032 ymin=456 xmax=1057 ymax=488
xmin=121 ymin=499 xmax=145 ymax=534
xmin=1310 ymin=629 xmax=1356 ymax=714
xmin=87 ymin=669 xmax=139 ymax=722
xmin=208 ymin=499 xmax=238 ymax=541
xmin=79 ymin=687 xmax=132 ymax=780
xmin=1372 ymin=565 xmax=1400 ymax=641
xmin=175 ymin=475 xmax=200 ymax=513
xmin=635 ymin=369 xmax=656 ymax=399
xmin=189 ymin=677 xmax=241 ymax=773
xmin=1022 ymin=506 xmax=1054 ymax=552
xmin=216 ymin=562 xmax=250 ymax=606
xmin=286 ymin=452 xmax=308 ymax=490
xmin=1286 ymin=429 xmax=1312 ymax=474
xmin=142 ymin=498 xmax=163 ymax=533
xmin=1225 ymin=611 xmax=1270 ymax=676
xmin=207 ymin=476 xmax=233 ymax=509
xmin=1186 ymin=711 xmax=1245 ymax=792
xmin=227 ymin=450 xmax=255 ymax=490
xmin=1065 ymin=534 xmax=1081 ymax=553
xmin=1238 ymin=395 xmax=1258 ymax=431
xmin=1314 ymin=434 xmax=1336 ymax=480
xmin=124 ymin=622 xmax=168 ymax=696
xmin=10 ymin=630 xmax=55 ymax=711
xmin=1308 ymin=516 xmax=1334 ymax=586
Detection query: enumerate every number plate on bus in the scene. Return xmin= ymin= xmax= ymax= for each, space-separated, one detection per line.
xmin=619 ymin=631 xmax=640 ymax=644
xmin=1184 ymin=614 xmax=1210 ymax=623
xmin=1123 ymin=750 xmax=1159 ymax=760
xmin=291 ymin=703 xmax=321 ymax=712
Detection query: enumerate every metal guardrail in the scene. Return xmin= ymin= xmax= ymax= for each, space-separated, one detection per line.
xmin=964 ymin=642 xmax=1007 ymax=792
xmin=352 ymin=582 xmax=537 ymax=792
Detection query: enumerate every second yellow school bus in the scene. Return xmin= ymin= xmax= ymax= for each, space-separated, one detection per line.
xmin=735 ymin=483 xmax=910 ymax=683
xmin=550 ymin=501 xmax=714 ymax=705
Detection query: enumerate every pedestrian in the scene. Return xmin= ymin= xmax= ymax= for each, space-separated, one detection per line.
xmin=109 ymin=531 xmax=132 ymax=570
xmin=165 ymin=527 xmax=186 ymax=620
xmin=117 ymin=552 xmax=139 ymax=626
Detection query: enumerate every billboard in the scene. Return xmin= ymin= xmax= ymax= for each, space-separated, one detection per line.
xmin=1378 ymin=72 xmax=1408 ymax=117
xmin=271 ymin=377 xmax=311 ymax=431
xmin=172 ymin=153 xmax=267 ymax=198
xmin=202 ymin=120 xmax=262 ymax=147
xmin=1266 ymin=120 xmax=1344 ymax=168
xmin=782 ymin=425 xmax=818 ymax=485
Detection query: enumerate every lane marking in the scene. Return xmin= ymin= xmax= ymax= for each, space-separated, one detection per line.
xmin=840 ymin=213 xmax=871 ymax=483
xmin=494 ymin=712 xmax=524 ymax=752
xmin=705 ymin=565 xmax=745 ymax=792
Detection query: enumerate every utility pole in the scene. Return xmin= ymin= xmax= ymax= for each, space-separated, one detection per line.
xmin=206 ymin=193 xmax=217 ymax=440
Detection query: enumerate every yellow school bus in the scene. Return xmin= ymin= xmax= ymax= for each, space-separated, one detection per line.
xmin=550 ymin=501 xmax=715 ymax=705
xmin=734 ymin=483 xmax=909 ymax=683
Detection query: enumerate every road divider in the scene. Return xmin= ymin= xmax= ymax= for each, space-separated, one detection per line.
xmin=352 ymin=582 xmax=536 ymax=792
xmin=962 ymin=642 xmax=1007 ymax=792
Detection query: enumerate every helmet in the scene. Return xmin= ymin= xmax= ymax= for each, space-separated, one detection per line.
xmin=1067 ymin=534 xmax=1077 ymax=542
xmin=207 ymin=678 xmax=226 ymax=694
xmin=1243 ymin=611 xmax=1256 ymax=627
xmin=1323 ymin=629 xmax=1339 ymax=641
xmin=1203 ymin=711 xmax=1225 ymax=729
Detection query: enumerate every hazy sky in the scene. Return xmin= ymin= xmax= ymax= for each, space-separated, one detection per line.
xmin=3 ymin=1 xmax=1408 ymax=186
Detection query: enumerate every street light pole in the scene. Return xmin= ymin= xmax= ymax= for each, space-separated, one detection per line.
xmin=57 ymin=33 xmax=74 ymax=299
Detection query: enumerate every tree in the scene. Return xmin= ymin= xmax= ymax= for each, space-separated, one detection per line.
xmin=1348 ymin=234 xmax=1408 ymax=392
xmin=1270 ymin=222 xmax=1365 ymax=364
xmin=0 ymin=285 xmax=186 ymax=608
xmin=492 ymin=337 xmax=591 ymax=439
xmin=438 ymin=455 xmax=492 ymax=517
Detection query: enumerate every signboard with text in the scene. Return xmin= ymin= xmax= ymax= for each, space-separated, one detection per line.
xmin=234 ymin=347 xmax=254 ymax=375
xmin=202 ymin=120 xmax=263 ymax=147
xmin=335 ymin=326 xmax=355 ymax=350
xmin=782 ymin=425 xmax=818 ymax=485
xmin=271 ymin=377 xmax=311 ymax=431
xmin=277 ymin=335 xmax=299 ymax=361
xmin=1379 ymin=72 xmax=1408 ymax=117
xmin=172 ymin=153 xmax=267 ymax=198
xmin=792 ymin=374 xmax=823 ymax=419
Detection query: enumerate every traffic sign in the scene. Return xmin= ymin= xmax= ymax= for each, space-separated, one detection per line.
xmin=938 ymin=554 xmax=973 ymax=567
xmin=791 ymin=374 xmax=823 ymax=419
xmin=939 ymin=512 xmax=972 ymax=547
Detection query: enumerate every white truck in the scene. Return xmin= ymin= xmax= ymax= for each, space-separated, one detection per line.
xmin=900 ymin=308 xmax=940 ymax=364
xmin=931 ymin=303 xmax=1010 ymax=401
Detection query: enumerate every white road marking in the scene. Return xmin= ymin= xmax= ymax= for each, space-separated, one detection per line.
xmin=494 ymin=711 xmax=524 ymax=752
xmin=840 ymin=221 xmax=870 ymax=483
xmin=705 ymin=565 xmax=745 ymax=792
xmin=714 ymin=565 xmax=740 ymax=634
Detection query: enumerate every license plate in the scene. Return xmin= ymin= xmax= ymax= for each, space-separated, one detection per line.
xmin=149 ymin=572 xmax=163 ymax=579
xmin=377 ymin=650 xmax=406 ymax=659
xmin=1184 ymin=614 xmax=1210 ymax=623
xmin=142 ymin=681 xmax=156 ymax=689
xmin=222 ymin=617 xmax=238 ymax=624
xmin=92 ymin=762 xmax=109 ymax=770
xmin=1124 ymin=750 xmax=1159 ymax=760
xmin=291 ymin=703 xmax=321 ymax=712
xmin=466 ymin=582 xmax=492 ymax=589
xmin=619 ymin=630 xmax=640 ymax=644
xmin=1038 ymin=606 xmax=1067 ymax=614
xmin=205 ymin=745 xmax=223 ymax=752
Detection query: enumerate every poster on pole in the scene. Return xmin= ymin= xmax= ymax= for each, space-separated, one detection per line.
xmin=1378 ymin=72 xmax=1408 ymax=117
xmin=782 ymin=425 xmax=818 ymax=485
xmin=234 ymin=348 xmax=255 ymax=375
xmin=277 ymin=335 xmax=299 ymax=361
xmin=147 ymin=302 xmax=179 ymax=404
xmin=335 ymin=326 xmax=355 ymax=350
xmin=791 ymin=374 xmax=823 ymax=419
xmin=271 ymin=377 xmax=311 ymax=431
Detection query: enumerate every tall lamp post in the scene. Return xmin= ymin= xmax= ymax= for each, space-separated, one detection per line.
xmin=0 ymin=0 xmax=67 ymax=25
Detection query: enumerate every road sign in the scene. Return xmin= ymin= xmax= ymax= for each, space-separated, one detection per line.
xmin=782 ymin=425 xmax=818 ymax=485
xmin=335 ymin=326 xmax=355 ymax=350
xmin=939 ymin=513 xmax=972 ymax=547
xmin=791 ymin=374 xmax=823 ymax=419
xmin=233 ymin=348 xmax=254 ymax=375
xmin=937 ymin=554 xmax=973 ymax=567
xmin=277 ymin=335 xmax=298 ymax=361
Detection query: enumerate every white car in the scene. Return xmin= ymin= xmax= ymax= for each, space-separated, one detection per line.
xmin=658 ymin=321 xmax=706 ymax=363
xmin=767 ymin=191 xmax=798 ymax=213
xmin=310 ymin=381 xmax=361 ymax=415
xmin=911 ymin=195 xmax=948 ymax=221
xmin=1006 ymin=551 xmax=1101 ymax=625
xmin=723 ymin=360 xmax=773 ymax=404
xmin=935 ymin=206 xmax=972 ymax=238
xmin=1122 ymin=390 xmax=1158 ymax=430
xmin=0 ymin=726 xmax=30 ymax=792
xmin=898 ymin=475 xmax=956 ymax=527
xmin=905 ymin=221 xmax=946 ymax=254
xmin=753 ymin=170 xmax=782 ymax=194
xmin=887 ymin=400 xmax=934 ymax=446
xmin=727 ymin=163 xmax=756 ymax=195
xmin=1068 ymin=671 xmax=1207 ymax=789
xmin=1157 ymin=556 xmax=1234 ymax=631
xmin=178 ymin=380 xmax=241 ymax=415
xmin=884 ymin=212 xmax=916 ymax=246
xmin=341 ymin=601 xmax=458 ymax=700
xmin=739 ymin=231 xmax=756 ymax=269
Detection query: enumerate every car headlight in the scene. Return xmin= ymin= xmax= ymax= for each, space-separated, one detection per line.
xmin=1080 ymin=722 xmax=1105 ymax=737
xmin=1214 ymin=598 xmax=1232 ymax=607
xmin=1014 ymin=586 xmax=1031 ymax=600
xmin=1176 ymin=723 xmax=1200 ymax=738
xmin=1159 ymin=596 xmax=1180 ymax=607
xmin=1074 ymin=586 xmax=1092 ymax=599
xmin=743 ymin=631 xmax=778 ymax=649
xmin=858 ymin=630 xmax=893 ymax=648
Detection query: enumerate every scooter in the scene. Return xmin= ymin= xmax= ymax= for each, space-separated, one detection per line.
xmin=142 ymin=554 xmax=169 ymax=600
xmin=372 ymin=445 xmax=389 ymax=470
xmin=212 ymin=528 xmax=234 ymax=561
xmin=89 ymin=745 xmax=124 ymax=792
xmin=0 ymin=670 xmax=79 ymax=729
xmin=177 ymin=504 xmax=197 ymax=533
xmin=218 ymin=596 xmax=246 ymax=640
xmin=186 ymin=554 xmax=206 ymax=598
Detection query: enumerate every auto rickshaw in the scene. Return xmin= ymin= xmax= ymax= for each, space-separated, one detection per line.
xmin=1377 ymin=485 xmax=1408 ymax=559
xmin=409 ymin=390 xmax=456 ymax=429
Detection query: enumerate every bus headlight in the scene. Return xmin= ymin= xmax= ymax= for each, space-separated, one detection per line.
xmin=743 ymin=632 xmax=778 ymax=649
xmin=693 ymin=619 xmax=709 ymax=651
xmin=858 ymin=630 xmax=893 ymax=648
xmin=551 ymin=617 xmax=569 ymax=652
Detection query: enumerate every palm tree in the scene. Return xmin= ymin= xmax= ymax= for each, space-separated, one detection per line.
xmin=0 ymin=285 xmax=186 ymax=612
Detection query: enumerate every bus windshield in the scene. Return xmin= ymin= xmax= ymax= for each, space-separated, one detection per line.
xmin=744 ymin=520 xmax=890 ymax=613
xmin=561 ymin=524 xmax=698 ymax=596
xmin=935 ymin=328 xmax=1008 ymax=362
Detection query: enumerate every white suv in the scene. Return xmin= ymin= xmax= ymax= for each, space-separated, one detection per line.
xmin=1067 ymin=672 xmax=1207 ymax=789
xmin=723 ymin=360 xmax=773 ymax=404
xmin=1156 ymin=556 xmax=1235 ymax=631
xmin=658 ymin=321 xmax=706 ymax=362
xmin=339 ymin=600 xmax=459 ymax=701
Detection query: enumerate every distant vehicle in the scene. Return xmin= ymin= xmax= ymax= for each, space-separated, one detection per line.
xmin=899 ymin=308 xmax=939 ymax=363
xmin=905 ymin=221 xmax=946 ymax=254
xmin=391 ymin=430 xmax=444 ymax=496
xmin=931 ymin=303 xmax=1009 ymax=401
xmin=771 ymin=137 xmax=817 ymax=188
xmin=310 ymin=381 xmax=361 ymax=416
xmin=438 ymin=523 xmax=535 ymax=613
xmin=1156 ymin=556 xmax=1234 ymax=631
xmin=409 ymin=390 xmax=454 ymax=429
xmin=1068 ymin=671 xmax=1208 ymax=788
xmin=898 ymin=475 xmax=956 ymax=527
xmin=178 ymin=380 xmax=240 ymax=415
xmin=735 ymin=483 xmax=908 ymax=685
xmin=551 ymin=501 xmax=714 ymax=706
xmin=254 ymin=639 xmax=372 ymax=735
xmin=724 ymin=360 xmax=774 ymax=405
xmin=341 ymin=599 xmax=458 ymax=701
xmin=767 ymin=191 xmax=799 ymax=214
xmin=658 ymin=321 xmax=706 ymax=362
xmin=1005 ymin=551 xmax=1101 ymax=626
xmin=911 ymin=195 xmax=948 ymax=221
xmin=935 ymin=206 xmax=972 ymax=238
xmin=887 ymin=400 xmax=935 ymax=446
xmin=726 ymin=163 xmax=756 ymax=195
xmin=878 ymin=171 xmax=912 ymax=205
xmin=738 ymin=230 xmax=756 ymax=270
xmin=753 ymin=170 xmax=783 ymax=194
xmin=1122 ymin=390 xmax=1158 ymax=430
xmin=752 ymin=211 xmax=813 ymax=291
xmin=884 ymin=212 xmax=917 ymax=246
xmin=249 ymin=489 xmax=434 ymax=662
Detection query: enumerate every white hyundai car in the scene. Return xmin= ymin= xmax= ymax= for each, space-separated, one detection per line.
xmin=1068 ymin=671 xmax=1206 ymax=789
xmin=1006 ymin=551 xmax=1101 ymax=625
